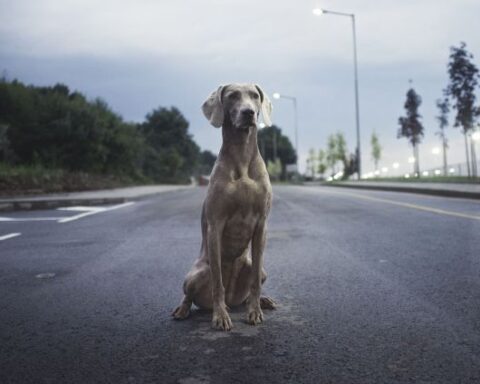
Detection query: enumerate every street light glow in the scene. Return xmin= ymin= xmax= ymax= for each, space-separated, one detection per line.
xmin=408 ymin=156 xmax=416 ymax=163
xmin=312 ymin=8 xmax=324 ymax=16
xmin=432 ymin=147 xmax=441 ymax=155
xmin=272 ymin=92 xmax=281 ymax=99
xmin=381 ymin=167 xmax=388 ymax=173
xmin=259 ymin=122 xmax=266 ymax=128
xmin=392 ymin=162 xmax=400 ymax=169
xmin=473 ymin=131 xmax=480 ymax=141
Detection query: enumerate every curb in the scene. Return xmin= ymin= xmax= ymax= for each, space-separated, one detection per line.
xmin=0 ymin=186 xmax=193 ymax=212
xmin=323 ymin=183 xmax=480 ymax=200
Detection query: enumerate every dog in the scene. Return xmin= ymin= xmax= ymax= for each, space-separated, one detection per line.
xmin=172 ymin=83 xmax=276 ymax=331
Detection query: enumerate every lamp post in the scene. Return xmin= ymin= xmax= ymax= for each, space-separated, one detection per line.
xmin=472 ymin=131 xmax=480 ymax=177
xmin=272 ymin=92 xmax=299 ymax=172
xmin=313 ymin=7 xmax=362 ymax=179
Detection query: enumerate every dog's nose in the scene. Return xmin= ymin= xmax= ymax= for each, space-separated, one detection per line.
xmin=241 ymin=108 xmax=255 ymax=117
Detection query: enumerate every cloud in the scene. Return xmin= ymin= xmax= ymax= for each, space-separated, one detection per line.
xmin=1 ymin=0 xmax=479 ymax=173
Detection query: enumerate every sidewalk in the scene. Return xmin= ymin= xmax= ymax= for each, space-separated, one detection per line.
xmin=0 ymin=185 xmax=193 ymax=211
xmin=323 ymin=181 xmax=480 ymax=200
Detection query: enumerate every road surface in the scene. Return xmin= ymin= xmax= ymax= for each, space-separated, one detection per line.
xmin=1 ymin=186 xmax=479 ymax=383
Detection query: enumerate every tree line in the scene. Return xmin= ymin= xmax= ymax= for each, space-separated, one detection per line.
xmin=398 ymin=42 xmax=479 ymax=178
xmin=308 ymin=41 xmax=480 ymax=180
xmin=0 ymin=77 xmax=216 ymax=184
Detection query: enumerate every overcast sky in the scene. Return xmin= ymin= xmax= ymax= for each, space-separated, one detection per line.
xmin=1 ymin=0 xmax=480 ymax=175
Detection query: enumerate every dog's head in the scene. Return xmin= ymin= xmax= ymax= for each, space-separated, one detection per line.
xmin=202 ymin=84 xmax=272 ymax=131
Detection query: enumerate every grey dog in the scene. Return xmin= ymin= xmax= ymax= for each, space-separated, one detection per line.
xmin=172 ymin=83 xmax=276 ymax=331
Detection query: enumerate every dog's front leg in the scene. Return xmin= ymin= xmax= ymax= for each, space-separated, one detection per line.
xmin=207 ymin=222 xmax=232 ymax=331
xmin=247 ymin=218 xmax=267 ymax=325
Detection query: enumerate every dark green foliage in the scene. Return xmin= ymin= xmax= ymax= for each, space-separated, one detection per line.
xmin=444 ymin=42 xmax=478 ymax=133
xmin=398 ymin=88 xmax=424 ymax=146
xmin=196 ymin=150 xmax=217 ymax=175
xmin=0 ymin=77 xmax=205 ymax=185
xmin=257 ymin=125 xmax=296 ymax=179
xmin=398 ymin=87 xmax=424 ymax=176
xmin=140 ymin=107 xmax=200 ymax=183
xmin=444 ymin=42 xmax=479 ymax=177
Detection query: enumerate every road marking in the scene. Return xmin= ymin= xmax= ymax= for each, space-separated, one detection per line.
xmin=57 ymin=202 xmax=135 ymax=223
xmin=313 ymin=188 xmax=480 ymax=221
xmin=0 ymin=232 xmax=21 ymax=241
xmin=0 ymin=202 xmax=135 ymax=224
xmin=0 ymin=217 xmax=61 ymax=222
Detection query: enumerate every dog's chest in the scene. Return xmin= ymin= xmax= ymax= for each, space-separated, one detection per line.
xmin=224 ymin=176 xmax=270 ymax=213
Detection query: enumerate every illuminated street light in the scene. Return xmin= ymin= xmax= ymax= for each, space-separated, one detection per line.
xmin=313 ymin=7 xmax=362 ymax=179
xmin=422 ymin=171 xmax=429 ymax=176
xmin=381 ymin=167 xmax=388 ymax=173
xmin=272 ymin=92 xmax=281 ymax=100
xmin=408 ymin=156 xmax=416 ymax=163
xmin=472 ymin=131 xmax=480 ymax=141
xmin=392 ymin=162 xmax=400 ymax=169
xmin=259 ymin=122 xmax=266 ymax=129
xmin=432 ymin=147 xmax=441 ymax=155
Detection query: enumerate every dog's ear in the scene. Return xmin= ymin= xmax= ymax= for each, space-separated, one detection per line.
xmin=255 ymin=84 xmax=273 ymax=127
xmin=202 ymin=85 xmax=225 ymax=128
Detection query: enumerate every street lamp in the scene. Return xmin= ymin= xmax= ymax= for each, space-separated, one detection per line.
xmin=272 ymin=92 xmax=299 ymax=172
xmin=313 ymin=7 xmax=362 ymax=179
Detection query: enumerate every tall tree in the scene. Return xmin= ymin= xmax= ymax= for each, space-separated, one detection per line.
xmin=398 ymin=87 xmax=424 ymax=176
xmin=370 ymin=131 xmax=382 ymax=172
xmin=326 ymin=134 xmax=337 ymax=175
xmin=335 ymin=132 xmax=347 ymax=165
xmin=257 ymin=125 xmax=296 ymax=180
xmin=444 ymin=42 xmax=479 ymax=177
xmin=141 ymin=107 xmax=200 ymax=182
xmin=317 ymin=149 xmax=327 ymax=177
xmin=307 ymin=148 xmax=317 ymax=178
xmin=435 ymin=98 xmax=449 ymax=176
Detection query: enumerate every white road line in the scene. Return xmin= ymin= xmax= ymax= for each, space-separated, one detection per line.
xmin=0 ymin=217 xmax=61 ymax=222
xmin=0 ymin=233 xmax=21 ymax=241
xmin=58 ymin=206 xmax=106 ymax=212
xmin=311 ymin=188 xmax=480 ymax=221
xmin=57 ymin=202 xmax=135 ymax=223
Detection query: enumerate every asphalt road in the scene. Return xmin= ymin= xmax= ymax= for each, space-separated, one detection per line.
xmin=1 ymin=186 xmax=479 ymax=384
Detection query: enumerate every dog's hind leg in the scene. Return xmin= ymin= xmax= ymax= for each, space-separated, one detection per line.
xmin=172 ymin=295 xmax=192 ymax=320
xmin=258 ymin=269 xmax=276 ymax=310
xmin=172 ymin=261 xmax=213 ymax=320
xmin=260 ymin=296 xmax=276 ymax=310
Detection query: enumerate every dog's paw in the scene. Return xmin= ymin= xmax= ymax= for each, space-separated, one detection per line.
xmin=246 ymin=307 xmax=264 ymax=325
xmin=260 ymin=296 xmax=277 ymax=310
xmin=172 ymin=304 xmax=190 ymax=320
xmin=212 ymin=308 xmax=233 ymax=331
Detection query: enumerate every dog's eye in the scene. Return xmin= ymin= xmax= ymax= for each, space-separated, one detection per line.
xmin=251 ymin=92 xmax=260 ymax=100
xmin=228 ymin=91 xmax=240 ymax=100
